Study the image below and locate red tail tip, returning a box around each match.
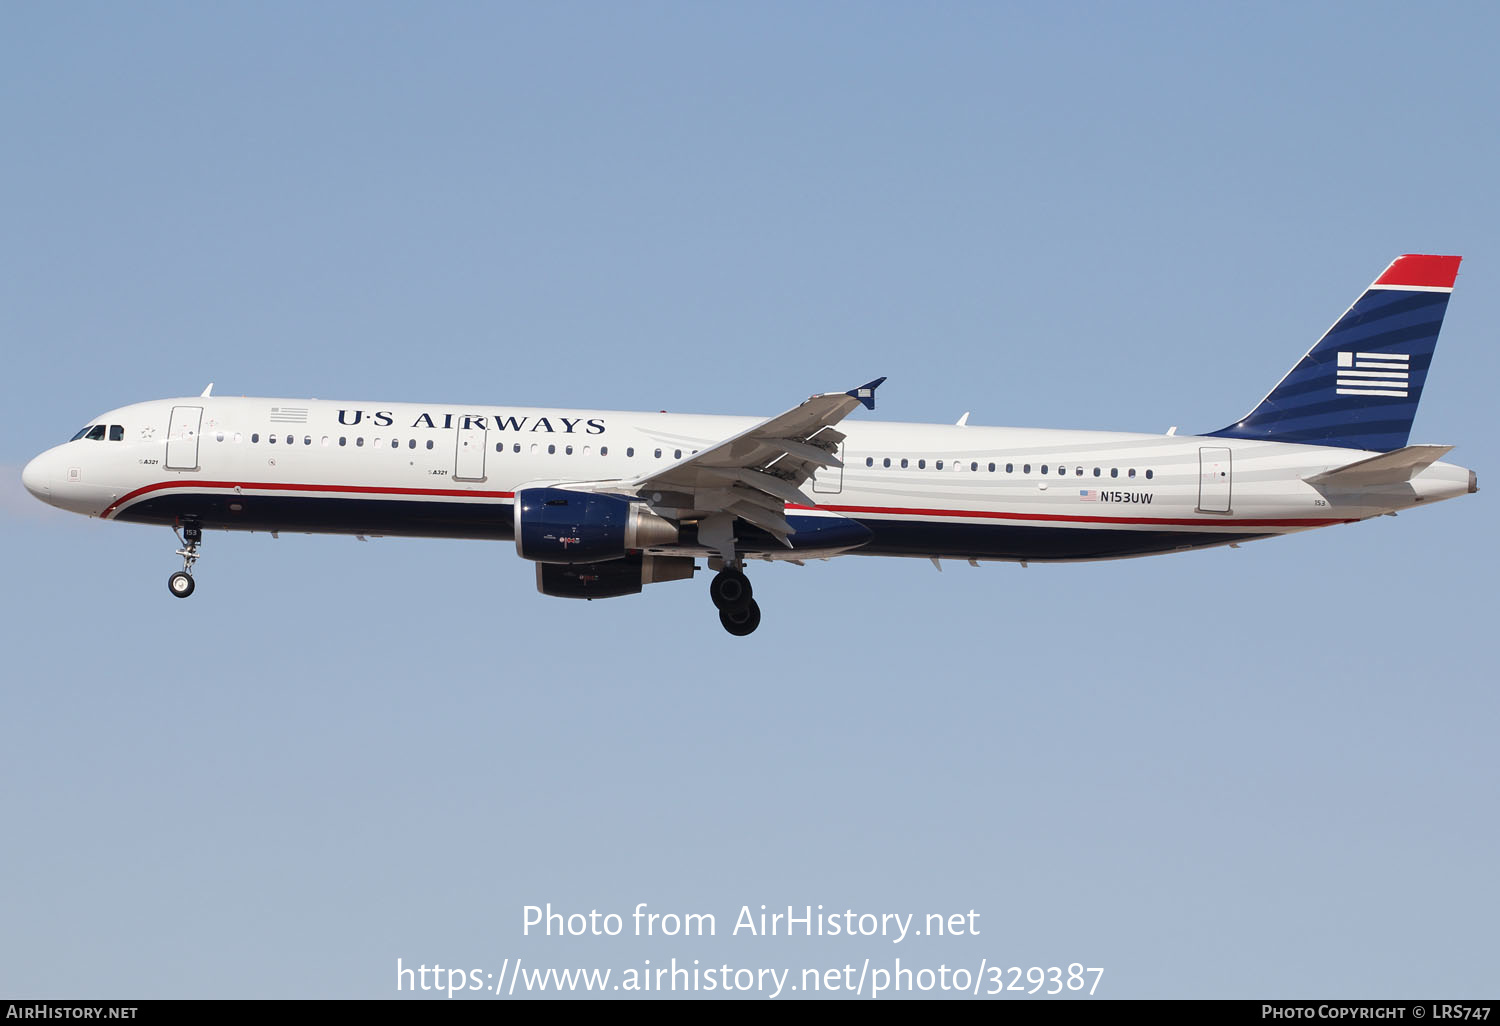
[1375,254,1462,289]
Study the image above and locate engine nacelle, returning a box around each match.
[536,555,697,600]
[514,487,679,564]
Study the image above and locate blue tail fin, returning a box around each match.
[1209,254,1461,452]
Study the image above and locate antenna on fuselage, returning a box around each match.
[201,383,214,397]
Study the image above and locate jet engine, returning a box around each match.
[536,555,697,599]
[514,487,679,564]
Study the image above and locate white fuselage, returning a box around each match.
[22,395,1476,564]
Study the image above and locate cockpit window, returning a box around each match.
[109,425,124,441]
[71,426,95,441]
[84,425,107,441]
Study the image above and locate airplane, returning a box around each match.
[21,254,1477,636]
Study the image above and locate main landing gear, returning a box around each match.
[710,566,761,636]
[168,523,202,599]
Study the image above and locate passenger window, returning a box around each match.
[883,458,891,468]
[390,438,397,448]
[1146,470,1154,480]
[1006,463,1014,473]
[233,433,242,443]
[214,431,224,442]
[600,446,608,456]
[1110,468,1118,478]
[339,437,347,446]
[917,459,926,469]
[373,437,382,447]
[1075,467,1083,476]
[566,445,574,455]
[936,460,943,470]
[495,442,503,452]
[627,447,635,457]
[988,462,996,472]
[111,425,125,441]
[268,434,277,445]
[429,441,436,450]
[1093,467,1101,477]
[356,437,364,447]
[970,462,978,471]
[1041,465,1048,474]
[1023,463,1031,474]
[252,433,260,443]
[866,457,874,467]
[322,436,330,447]
[548,444,556,455]
[1128,468,1136,478]
[654,448,662,458]
[900,458,908,469]
[674,449,682,459]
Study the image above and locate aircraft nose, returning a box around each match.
[22,453,51,500]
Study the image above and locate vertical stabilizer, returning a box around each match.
[1209,254,1460,452]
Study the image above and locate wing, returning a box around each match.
[624,377,885,545]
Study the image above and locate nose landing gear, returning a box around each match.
[168,523,202,598]
[710,566,761,636]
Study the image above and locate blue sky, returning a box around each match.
[2,2,1496,999]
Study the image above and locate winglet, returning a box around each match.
[846,377,886,411]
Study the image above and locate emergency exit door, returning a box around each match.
[810,440,846,494]
[165,406,203,471]
[454,422,487,481]
[1198,447,1232,513]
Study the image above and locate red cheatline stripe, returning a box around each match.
[787,502,1350,529]
[1374,254,1461,289]
[103,480,516,519]
[105,480,1351,530]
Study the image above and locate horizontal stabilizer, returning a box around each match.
[1304,444,1454,488]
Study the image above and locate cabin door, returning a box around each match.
[455,422,487,481]
[165,406,203,471]
[1198,447,1232,513]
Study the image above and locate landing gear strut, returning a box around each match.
[168,523,202,598]
[710,566,761,636]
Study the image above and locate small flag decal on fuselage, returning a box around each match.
[1336,351,1409,398]
[1079,489,1097,501]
